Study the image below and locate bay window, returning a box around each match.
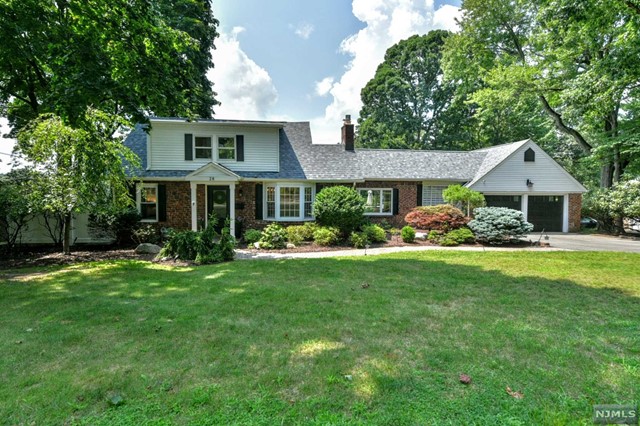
[265,184,314,221]
[359,188,392,215]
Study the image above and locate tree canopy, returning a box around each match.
[357,31,469,150]
[442,0,640,187]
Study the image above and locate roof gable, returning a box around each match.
[186,162,240,181]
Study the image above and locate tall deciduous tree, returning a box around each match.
[1,0,219,253]
[442,0,640,187]
[357,31,469,150]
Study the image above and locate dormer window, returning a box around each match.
[524,148,535,162]
[195,136,212,159]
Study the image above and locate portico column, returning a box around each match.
[521,194,529,222]
[229,182,236,237]
[190,182,198,231]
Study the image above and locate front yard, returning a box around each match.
[1,251,639,424]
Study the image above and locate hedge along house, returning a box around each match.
[124,116,587,237]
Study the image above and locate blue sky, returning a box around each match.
[0,0,461,172]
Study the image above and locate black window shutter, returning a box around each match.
[158,184,167,222]
[185,134,193,161]
[255,183,263,220]
[416,184,423,207]
[393,188,400,215]
[236,135,244,161]
[315,183,325,195]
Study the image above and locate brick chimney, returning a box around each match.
[341,114,355,151]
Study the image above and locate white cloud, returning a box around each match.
[208,27,278,119]
[314,77,335,97]
[293,22,315,40]
[310,0,461,143]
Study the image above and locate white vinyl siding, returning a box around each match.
[468,142,585,193]
[148,122,279,172]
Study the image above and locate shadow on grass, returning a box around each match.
[0,252,639,425]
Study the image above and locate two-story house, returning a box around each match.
[123,116,586,237]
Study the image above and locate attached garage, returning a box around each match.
[484,195,522,211]
[527,195,564,232]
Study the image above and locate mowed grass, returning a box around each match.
[1,251,639,425]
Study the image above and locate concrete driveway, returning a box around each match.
[528,233,640,253]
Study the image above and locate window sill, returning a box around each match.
[265,218,314,222]
[140,219,158,223]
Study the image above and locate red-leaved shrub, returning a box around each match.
[404,204,468,231]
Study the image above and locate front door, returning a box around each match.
[207,186,230,231]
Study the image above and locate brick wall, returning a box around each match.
[568,193,582,232]
[163,182,191,230]
[355,181,418,227]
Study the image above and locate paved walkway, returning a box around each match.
[235,243,565,260]
[235,233,640,260]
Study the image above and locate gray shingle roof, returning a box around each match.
[124,120,526,182]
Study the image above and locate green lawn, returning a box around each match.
[1,252,639,425]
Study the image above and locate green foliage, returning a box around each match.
[404,204,468,231]
[243,229,263,246]
[313,227,341,246]
[349,232,370,249]
[427,230,443,242]
[357,30,471,150]
[159,216,235,264]
[440,228,476,246]
[468,207,533,244]
[259,224,287,250]
[0,169,35,251]
[401,226,416,243]
[313,186,365,236]
[442,185,485,217]
[0,0,219,133]
[443,0,640,185]
[361,224,387,243]
[132,225,159,245]
[89,207,141,245]
[286,224,316,245]
[583,180,640,232]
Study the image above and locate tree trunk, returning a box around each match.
[63,212,72,255]
[600,163,614,188]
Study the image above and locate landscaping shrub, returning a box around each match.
[404,204,468,231]
[159,216,236,264]
[427,230,443,242]
[313,186,365,235]
[401,226,416,243]
[468,207,533,244]
[286,224,316,245]
[361,224,387,243]
[89,207,141,245]
[444,228,475,244]
[349,231,370,249]
[243,228,262,246]
[259,223,287,249]
[132,224,159,245]
[313,226,340,246]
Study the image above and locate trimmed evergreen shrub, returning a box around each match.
[444,228,475,244]
[349,231,370,248]
[404,204,468,231]
[468,207,533,244]
[243,229,262,245]
[313,226,340,246]
[259,223,287,249]
[361,224,387,243]
[313,186,365,235]
[286,223,317,245]
[401,226,416,243]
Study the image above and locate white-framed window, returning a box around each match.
[423,185,447,206]
[359,188,393,215]
[137,183,158,222]
[265,184,314,221]
[195,136,212,159]
[217,136,236,160]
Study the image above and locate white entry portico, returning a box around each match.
[186,163,240,236]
